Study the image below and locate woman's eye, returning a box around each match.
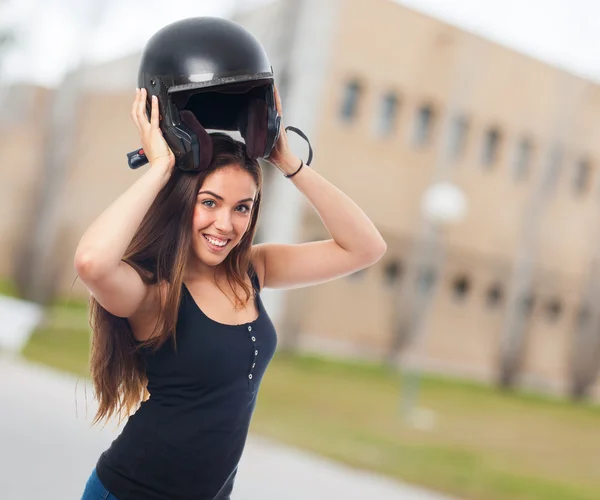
[202,200,216,208]
[236,204,250,213]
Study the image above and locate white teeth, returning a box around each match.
[204,235,228,247]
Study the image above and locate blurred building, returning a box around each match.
[2,0,600,398]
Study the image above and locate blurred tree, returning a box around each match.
[0,13,24,129]
[569,253,600,400]
[0,26,15,74]
[388,35,480,368]
[14,66,85,304]
[567,97,600,400]
[14,2,105,305]
[497,76,586,389]
[0,29,14,49]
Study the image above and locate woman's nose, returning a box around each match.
[214,210,233,232]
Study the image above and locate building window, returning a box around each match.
[573,158,591,195]
[375,91,399,137]
[546,144,564,190]
[512,137,533,181]
[452,275,470,302]
[486,283,504,308]
[448,114,469,160]
[481,127,502,167]
[340,80,362,122]
[545,298,563,322]
[383,260,402,286]
[413,104,435,147]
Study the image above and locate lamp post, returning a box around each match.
[400,181,467,428]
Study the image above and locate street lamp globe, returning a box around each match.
[421,182,468,225]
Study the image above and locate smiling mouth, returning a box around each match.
[203,234,231,250]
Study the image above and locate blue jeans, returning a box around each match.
[81,468,119,500]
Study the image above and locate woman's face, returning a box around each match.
[190,165,258,269]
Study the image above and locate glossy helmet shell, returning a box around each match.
[138,17,280,171]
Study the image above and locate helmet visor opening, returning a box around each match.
[171,79,272,131]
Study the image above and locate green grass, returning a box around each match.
[22,301,91,378]
[20,302,600,500]
[252,355,600,500]
[0,277,19,297]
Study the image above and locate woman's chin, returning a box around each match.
[190,237,238,268]
[192,247,229,267]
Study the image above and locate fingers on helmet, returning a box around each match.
[131,88,141,128]
[150,95,159,129]
[137,88,149,127]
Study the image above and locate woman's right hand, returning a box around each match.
[131,88,175,170]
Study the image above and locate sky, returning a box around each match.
[397,0,600,83]
[1,0,599,87]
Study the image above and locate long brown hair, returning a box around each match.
[88,133,263,426]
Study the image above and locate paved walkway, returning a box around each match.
[0,354,457,499]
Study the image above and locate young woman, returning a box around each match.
[76,87,386,499]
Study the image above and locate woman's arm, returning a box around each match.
[74,159,171,278]
[75,89,174,275]
[251,87,386,290]
[74,89,175,317]
[252,161,386,290]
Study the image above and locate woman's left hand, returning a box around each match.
[266,86,302,175]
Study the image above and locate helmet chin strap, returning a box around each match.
[284,126,313,167]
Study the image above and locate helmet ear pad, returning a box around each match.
[179,110,213,170]
[265,105,281,157]
[240,98,281,159]
[243,99,268,159]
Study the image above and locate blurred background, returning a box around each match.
[1,0,599,499]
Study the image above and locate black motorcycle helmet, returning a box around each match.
[127,17,281,171]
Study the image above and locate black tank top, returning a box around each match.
[95,268,277,499]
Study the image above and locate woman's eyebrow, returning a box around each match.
[198,190,254,203]
[198,190,223,200]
